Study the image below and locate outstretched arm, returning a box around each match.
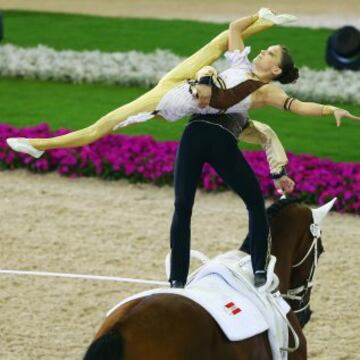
[264,84,360,126]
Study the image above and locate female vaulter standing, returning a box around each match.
[7,10,359,288]
[7,9,297,289]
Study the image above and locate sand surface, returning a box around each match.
[0,0,359,28]
[0,2,359,358]
[0,169,359,359]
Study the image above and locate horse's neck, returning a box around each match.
[273,248,293,294]
[271,209,310,292]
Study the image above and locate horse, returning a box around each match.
[83,197,336,360]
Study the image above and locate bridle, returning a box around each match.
[282,221,321,315]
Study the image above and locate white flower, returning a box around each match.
[0,44,359,105]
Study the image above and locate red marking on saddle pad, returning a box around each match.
[232,308,241,315]
[225,302,235,308]
[224,302,242,316]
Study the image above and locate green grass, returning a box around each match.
[2,10,332,69]
[1,77,359,162]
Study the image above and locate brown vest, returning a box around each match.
[209,78,266,110]
[188,78,267,139]
[188,113,249,139]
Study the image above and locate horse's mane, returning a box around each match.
[266,196,304,223]
[240,197,304,251]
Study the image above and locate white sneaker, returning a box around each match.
[258,8,297,25]
[6,137,44,158]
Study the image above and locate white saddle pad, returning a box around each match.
[107,253,290,360]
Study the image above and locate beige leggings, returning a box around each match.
[30,19,273,150]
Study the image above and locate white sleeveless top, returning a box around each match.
[158,46,253,121]
[116,47,254,130]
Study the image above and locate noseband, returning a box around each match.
[282,222,321,315]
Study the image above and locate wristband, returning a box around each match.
[198,76,213,86]
[271,167,288,180]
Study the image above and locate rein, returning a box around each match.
[282,223,321,314]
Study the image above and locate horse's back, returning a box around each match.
[92,293,272,360]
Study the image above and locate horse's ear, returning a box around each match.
[311,197,337,225]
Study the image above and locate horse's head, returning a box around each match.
[265,197,336,328]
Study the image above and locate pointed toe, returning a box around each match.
[6,137,44,159]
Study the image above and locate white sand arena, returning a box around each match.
[0,170,359,359]
[0,1,359,358]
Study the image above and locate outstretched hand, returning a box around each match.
[274,175,295,195]
[334,109,360,127]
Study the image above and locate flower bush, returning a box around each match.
[1,44,360,105]
[1,123,359,214]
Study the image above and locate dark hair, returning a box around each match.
[274,46,299,84]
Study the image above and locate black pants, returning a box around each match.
[170,121,270,283]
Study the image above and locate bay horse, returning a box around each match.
[83,197,335,360]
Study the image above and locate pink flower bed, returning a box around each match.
[1,123,359,214]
